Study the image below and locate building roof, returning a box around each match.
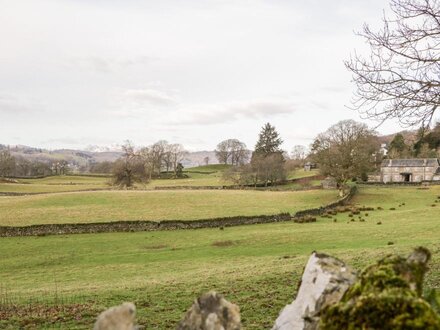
[381,158,440,167]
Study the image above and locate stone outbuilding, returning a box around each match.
[379,158,440,183]
[322,176,337,189]
[304,162,317,171]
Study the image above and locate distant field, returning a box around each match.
[287,168,319,179]
[1,185,439,329]
[0,166,320,193]
[146,164,231,187]
[0,189,338,226]
[0,175,111,194]
[185,164,230,173]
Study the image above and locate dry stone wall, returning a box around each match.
[0,187,356,237]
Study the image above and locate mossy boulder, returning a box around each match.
[320,247,440,329]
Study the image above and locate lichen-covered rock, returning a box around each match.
[93,302,137,330]
[272,252,357,330]
[177,291,241,330]
[320,247,440,329]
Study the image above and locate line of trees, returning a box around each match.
[214,139,250,165]
[0,148,59,178]
[113,140,188,187]
[222,123,287,187]
[387,123,440,159]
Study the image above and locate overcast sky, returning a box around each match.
[0,0,412,152]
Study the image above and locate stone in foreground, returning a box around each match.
[94,302,137,330]
[320,247,440,329]
[272,252,357,330]
[177,291,241,330]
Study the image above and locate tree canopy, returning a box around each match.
[311,120,379,187]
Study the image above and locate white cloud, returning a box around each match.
[68,56,157,73]
[123,88,177,106]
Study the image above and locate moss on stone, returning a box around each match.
[320,247,440,329]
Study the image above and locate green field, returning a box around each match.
[0,175,111,194]
[0,189,337,226]
[0,166,319,193]
[287,168,319,179]
[1,186,439,329]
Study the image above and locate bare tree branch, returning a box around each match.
[347,0,440,127]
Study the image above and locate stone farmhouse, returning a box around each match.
[377,158,440,183]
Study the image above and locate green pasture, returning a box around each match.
[287,168,319,179]
[0,175,111,194]
[184,164,230,173]
[0,186,439,328]
[0,189,337,226]
[0,166,319,193]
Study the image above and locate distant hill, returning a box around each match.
[378,129,419,145]
[0,145,122,167]
[0,144,219,168]
[182,151,219,167]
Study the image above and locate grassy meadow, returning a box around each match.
[0,175,112,194]
[287,168,319,179]
[0,165,321,194]
[0,185,439,329]
[0,189,337,226]
[0,165,231,193]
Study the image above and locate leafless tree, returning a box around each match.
[169,143,188,176]
[291,145,306,161]
[140,141,187,178]
[222,163,256,186]
[346,0,440,128]
[0,148,15,177]
[215,140,231,164]
[151,140,167,175]
[311,120,380,192]
[162,144,173,173]
[203,156,210,165]
[113,140,147,187]
[251,152,286,187]
[215,139,249,165]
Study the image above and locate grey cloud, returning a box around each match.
[70,57,112,73]
[172,99,295,126]
[0,93,44,114]
[229,100,295,118]
[109,87,178,118]
[310,100,331,111]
